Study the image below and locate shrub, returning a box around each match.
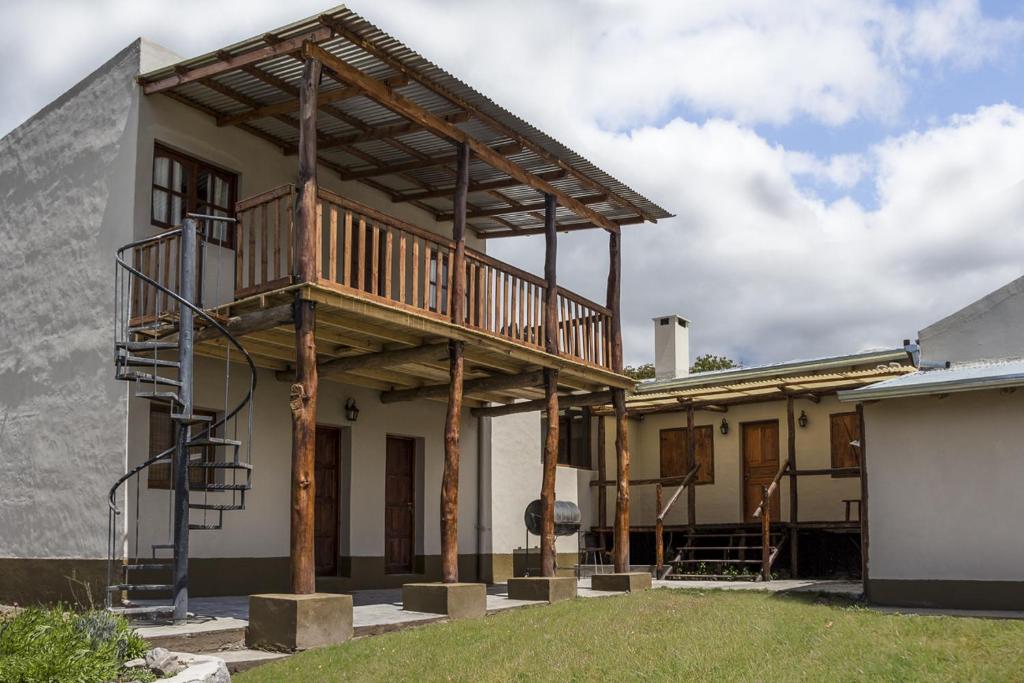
[0,606,149,683]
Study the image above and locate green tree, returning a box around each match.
[624,363,656,380]
[690,353,736,373]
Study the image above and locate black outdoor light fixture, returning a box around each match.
[798,410,809,428]
[345,398,360,422]
[719,418,730,435]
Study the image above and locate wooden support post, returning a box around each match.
[607,230,631,573]
[540,193,559,578]
[655,483,664,574]
[787,394,799,578]
[857,402,870,596]
[289,54,321,595]
[440,142,470,584]
[761,484,771,581]
[686,404,696,531]
[597,416,607,542]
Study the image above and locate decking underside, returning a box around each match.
[197,283,631,407]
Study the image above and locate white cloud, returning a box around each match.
[1,0,1022,367]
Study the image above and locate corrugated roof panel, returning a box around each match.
[138,5,673,230]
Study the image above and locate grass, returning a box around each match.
[0,606,150,683]
[236,589,1024,682]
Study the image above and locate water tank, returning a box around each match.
[524,499,581,537]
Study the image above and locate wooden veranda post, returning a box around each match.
[540,193,559,578]
[440,142,470,584]
[787,394,799,578]
[761,485,771,581]
[607,229,631,573]
[289,53,321,595]
[597,417,607,541]
[655,483,664,573]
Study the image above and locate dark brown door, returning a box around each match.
[384,436,416,574]
[314,426,340,576]
[742,421,780,522]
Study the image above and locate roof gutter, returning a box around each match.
[838,371,1024,402]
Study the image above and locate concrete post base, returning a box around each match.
[245,593,353,652]
[591,572,653,592]
[402,582,486,619]
[507,576,577,603]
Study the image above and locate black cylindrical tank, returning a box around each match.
[524,499,581,536]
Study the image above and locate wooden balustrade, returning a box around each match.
[129,231,201,322]
[234,184,614,369]
[654,461,701,573]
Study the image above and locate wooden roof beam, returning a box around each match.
[471,389,613,418]
[312,112,471,154]
[477,215,644,239]
[141,26,333,93]
[337,142,521,181]
[393,170,566,203]
[317,15,655,223]
[438,193,607,222]
[305,42,620,234]
[216,74,410,127]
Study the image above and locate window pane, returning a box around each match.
[172,160,187,193]
[197,170,209,203]
[213,176,230,207]
[152,189,168,223]
[171,195,183,226]
[154,156,170,187]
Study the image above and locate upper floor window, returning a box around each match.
[541,407,592,469]
[151,143,237,247]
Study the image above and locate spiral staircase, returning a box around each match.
[105,217,257,621]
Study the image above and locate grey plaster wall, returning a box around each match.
[920,275,1024,364]
[0,42,144,560]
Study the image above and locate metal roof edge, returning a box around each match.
[838,369,1024,402]
[636,348,907,395]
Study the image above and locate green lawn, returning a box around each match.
[236,589,1024,682]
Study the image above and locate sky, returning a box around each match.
[2,0,1023,367]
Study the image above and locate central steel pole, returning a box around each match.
[173,217,197,623]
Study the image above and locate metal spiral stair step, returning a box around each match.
[117,371,182,388]
[189,502,245,511]
[136,391,181,404]
[188,523,223,531]
[188,461,252,471]
[117,355,181,369]
[191,482,250,491]
[107,583,174,592]
[123,563,172,572]
[117,341,179,352]
[171,413,213,425]
[187,436,242,448]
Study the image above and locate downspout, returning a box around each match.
[476,414,491,583]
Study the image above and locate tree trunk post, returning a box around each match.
[787,393,799,578]
[597,416,607,548]
[440,142,470,583]
[655,483,664,575]
[289,54,321,595]
[607,229,630,573]
[540,193,560,577]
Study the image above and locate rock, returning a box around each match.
[145,647,184,676]
[123,657,146,669]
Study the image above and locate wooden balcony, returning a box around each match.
[133,185,632,402]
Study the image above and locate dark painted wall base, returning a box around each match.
[869,578,1024,611]
[0,558,107,606]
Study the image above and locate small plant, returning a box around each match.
[0,605,149,683]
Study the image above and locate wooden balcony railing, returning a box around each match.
[235,185,614,370]
[127,230,202,322]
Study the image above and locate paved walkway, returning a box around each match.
[134,578,860,643]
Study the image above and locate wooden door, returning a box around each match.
[742,421,780,522]
[660,426,714,484]
[384,436,416,574]
[314,426,340,576]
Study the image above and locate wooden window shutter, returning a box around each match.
[830,412,861,476]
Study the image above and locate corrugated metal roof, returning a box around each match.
[838,357,1024,401]
[635,348,909,395]
[137,5,672,235]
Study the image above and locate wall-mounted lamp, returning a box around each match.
[798,410,808,428]
[345,398,360,422]
[719,418,730,435]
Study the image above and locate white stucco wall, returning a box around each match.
[0,42,146,561]
[127,356,480,561]
[865,390,1024,582]
[589,395,861,528]
[919,275,1024,364]
[487,412,586,558]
